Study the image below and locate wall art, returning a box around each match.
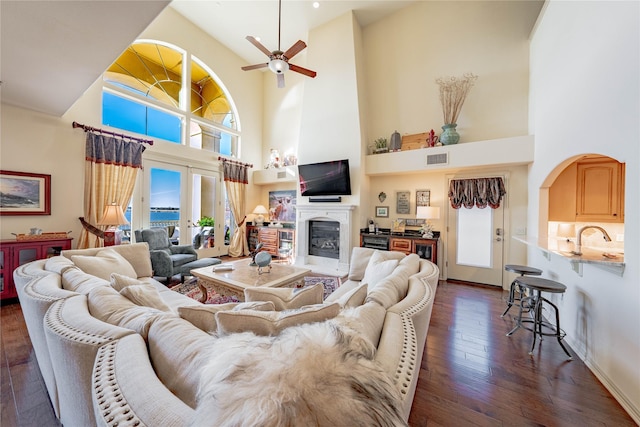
[0,170,51,216]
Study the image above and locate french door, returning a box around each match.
[131,160,226,255]
[447,197,505,287]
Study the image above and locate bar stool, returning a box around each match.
[506,276,572,359]
[501,264,543,317]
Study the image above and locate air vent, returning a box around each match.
[426,152,448,165]
[277,171,287,179]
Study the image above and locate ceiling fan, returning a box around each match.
[241,0,317,88]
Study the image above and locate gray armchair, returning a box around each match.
[134,228,198,282]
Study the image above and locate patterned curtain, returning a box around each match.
[78,133,145,248]
[222,160,250,257]
[448,177,506,209]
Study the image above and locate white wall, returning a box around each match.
[0,7,264,243]
[529,1,640,421]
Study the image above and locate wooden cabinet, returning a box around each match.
[1,238,73,301]
[390,237,412,255]
[576,159,624,222]
[360,233,438,264]
[549,157,624,223]
[247,226,295,259]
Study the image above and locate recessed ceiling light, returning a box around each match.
[313,2,320,9]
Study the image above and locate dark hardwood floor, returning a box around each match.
[1,281,635,426]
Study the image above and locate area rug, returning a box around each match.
[303,276,341,300]
[170,278,240,304]
[171,276,340,304]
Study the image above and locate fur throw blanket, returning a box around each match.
[191,321,406,427]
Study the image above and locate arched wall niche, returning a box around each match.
[539,153,625,247]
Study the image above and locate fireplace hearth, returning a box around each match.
[295,204,355,275]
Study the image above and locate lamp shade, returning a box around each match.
[416,206,440,220]
[253,205,269,215]
[98,204,129,226]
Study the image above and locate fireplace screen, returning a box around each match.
[308,220,340,259]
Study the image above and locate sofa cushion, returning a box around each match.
[362,251,400,288]
[109,273,172,312]
[61,267,110,293]
[62,243,153,278]
[71,249,137,281]
[334,301,387,347]
[147,316,212,409]
[347,247,376,281]
[177,301,275,333]
[216,303,340,336]
[334,283,368,308]
[86,286,174,338]
[244,283,324,310]
[365,255,420,309]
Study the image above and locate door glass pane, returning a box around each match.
[456,207,492,267]
[150,168,181,238]
[192,173,217,249]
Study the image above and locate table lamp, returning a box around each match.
[416,206,440,238]
[253,205,269,226]
[98,203,129,246]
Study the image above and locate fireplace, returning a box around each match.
[308,220,340,259]
[295,205,355,275]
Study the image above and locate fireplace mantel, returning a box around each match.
[295,204,355,276]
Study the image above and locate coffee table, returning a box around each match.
[190,259,311,303]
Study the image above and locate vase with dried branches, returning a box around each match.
[436,73,478,145]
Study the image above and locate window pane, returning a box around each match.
[456,207,492,267]
[104,42,182,109]
[150,168,181,229]
[102,92,146,135]
[147,108,182,143]
[191,58,236,130]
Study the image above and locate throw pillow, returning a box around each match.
[244,283,324,310]
[71,249,137,281]
[335,283,368,308]
[178,301,275,333]
[362,257,399,288]
[347,247,376,281]
[216,302,340,336]
[334,301,387,347]
[109,272,145,292]
[119,284,173,312]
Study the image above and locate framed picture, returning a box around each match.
[268,190,296,222]
[0,170,51,216]
[392,219,406,233]
[375,206,389,218]
[396,191,410,214]
[416,189,430,210]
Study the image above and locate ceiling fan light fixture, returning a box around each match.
[269,58,289,74]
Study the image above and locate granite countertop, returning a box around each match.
[513,235,625,275]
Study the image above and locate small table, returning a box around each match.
[191,259,311,302]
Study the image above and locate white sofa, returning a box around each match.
[13,243,439,427]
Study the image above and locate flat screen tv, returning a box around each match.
[298,159,352,196]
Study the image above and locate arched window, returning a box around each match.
[102,40,239,156]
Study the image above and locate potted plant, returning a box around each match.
[373,137,389,154]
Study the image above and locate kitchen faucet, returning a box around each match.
[573,225,612,255]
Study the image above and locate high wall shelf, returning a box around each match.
[252,166,298,186]
[365,135,534,176]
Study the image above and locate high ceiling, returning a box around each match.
[0,0,416,117]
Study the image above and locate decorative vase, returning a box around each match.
[389,130,402,152]
[440,123,460,145]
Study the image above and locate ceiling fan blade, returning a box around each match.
[277,73,285,88]
[289,64,317,78]
[241,63,269,71]
[246,36,273,57]
[283,40,307,60]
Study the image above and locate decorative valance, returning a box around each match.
[221,158,251,184]
[448,177,506,209]
[85,132,146,168]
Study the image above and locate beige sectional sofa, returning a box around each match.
[13,243,439,427]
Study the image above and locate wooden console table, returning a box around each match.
[0,237,73,300]
[360,231,438,264]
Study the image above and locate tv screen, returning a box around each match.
[298,159,352,196]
